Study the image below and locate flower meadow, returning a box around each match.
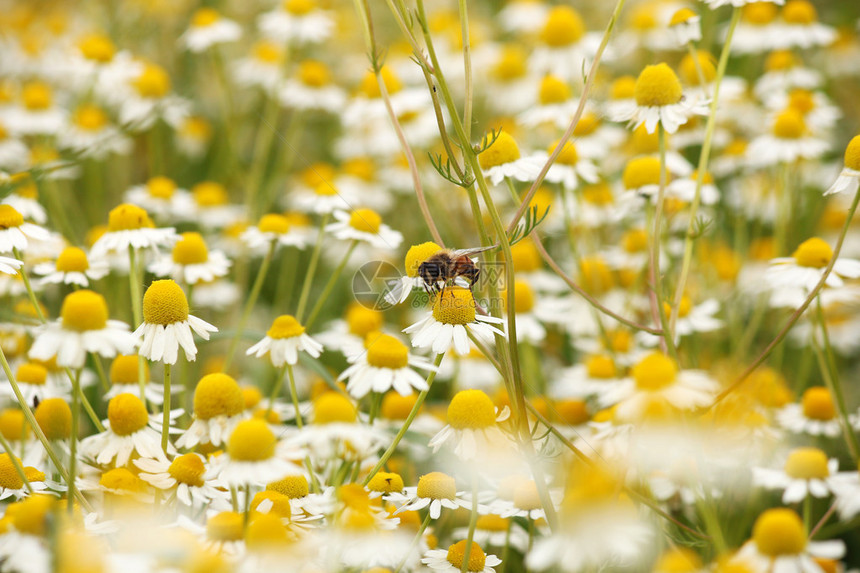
[2,0,860,571]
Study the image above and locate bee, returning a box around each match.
[418,246,496,296]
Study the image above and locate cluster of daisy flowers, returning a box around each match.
[0,0,859,572]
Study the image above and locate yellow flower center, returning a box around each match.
[765,50,796,72]
[382,392,419,420]
[194,373,244,420]
[181,116,212,140]
[611,76,637,100]
[268,474,309,499]
[670,7,697,26]
[0,205,24,229]
[17,363,47,385]
[511,241,541,273]
[207,511,244,541]
[447,389,496,429]
[801,386,835,420]
[433,287,477,326]
[251,490,292,518]
[492,46,527,81]
[0,410,27,441]
[540,6,585,47]
[348,209,382,234]
[622,229,649,254]
[634,63,683,107]
[843,135,860,171]
[555,399,590,425]
[513,280,535,314]
[55,247,90,273]
[782,0,817,24]
[574,113,600,136]
[133,63,170,98]
[22,82,52,111]
[61,290,109,331]
[788,89,815,114]
[343,157,376,182]
[107,393,149,436]
[586,355,616,379]
[656,548,703,573]
[359,66,402,98]
[792,237,832,268]
[191,7,220,27]
[78,33,115,63]
[550,139,578,165]
[680,51,716,86]
[253,41,282,65]
[784,447,829,479]
[284,0,314,15]
[753,508,806,556]
[405,242,442,278]
[73,104,108,131]
[446,540,487,572]
[663,295,692,319]
[744,2,778,24]
[193,182,229,206]
[228,419,276,462]
[258,213,290,234]
[346,304,383,337]
[579,256,614,295]
[246,513,290,549]
[633,352,678,391]
[110,354,148,385]
[8,495,56,535]
[417,472,457,500]
[35,398,71,440]
[172,232,209,265]
[580,182,612,206]
[367,335,409,369]
[339,483,372,510]
[0,454,43,489]
[478,131,521,170]
[142,280,190,325]
[513,480,541,510]
[168,453,205,487]
[266,315,305,339]
[314,392,357,424]
[623,156,662,189]
[772,109,807,139]
[108,203,151,231]
[147,176,176,199]
[537,75,571,105]
[367,471,404,494]
[298,60,330,87]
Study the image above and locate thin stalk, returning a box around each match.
[460,472,480,573]
[649,126,678,361]
[12,247,45,322]
[69,370,80,514]
[286,363,304,429]
[457,0,473,143]
[64,368,104,432]
[0,431,33,493]
[246,91,282,219]
[127,245,148,406]
[394,512,432,573]
[304,240,358,330]
[296,213,331,322]
[92,356,110,393]
[266,365,288,419]
[162,363,171,454]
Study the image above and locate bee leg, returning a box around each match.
[469,268,481,291]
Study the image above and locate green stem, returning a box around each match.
[13,247,45,323]
[92,356,110,393]
[224,241,276,371]
[127,246,149,408]
[304,240,358,330]
[394,512,432,573]
[266,365,288,419]
[162,363,171,454]
[245,92,282,219]
[460,472,480,573]
[296,212,331,322]
[650,125,678,361]
[69,370,80,514]
[286,363,304,429]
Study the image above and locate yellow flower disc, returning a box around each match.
[405,242,442,278]
[367,335,409,369]
[142,280,190,325]
[172,232,209,265]
[478,131,521,170]
[792,237,832,268]
[784,447,829,480]
[227,419,276,462]
[801,387,836,420]
[843,135,860,171]
[348,209,382,234]
[298,60,330,87]
[22,82,52,110]
[752,508,806,556]
[782,0,817,24]
[207,511,244,542]
[632,352,678,391]
[367,471,405,494]
[655,548,703,573]
[78,33,115,63]
[193,373,245,420]
[622,156,662,189]
[61,290,109,332]
[0,205,24,229]
[513,280,535,314]
[743,2,778,24]
[107,203,151,231]
[191,7,220,27]
[433,287,476,325]
[772,109,807,139]
[0,409,27,441]
[110,354,148,385]
[346,304,384,337]
[73,104,108,131]
[133,63,171,98]
[513,480,541,510]
[540,6,585,47]
[8,495,56,536]
[251,490,292,517]
[266,315,305,339]
[16,363,47,386]
[147,176,176,199]
[538,75,571,105]
[99,467,147,493]
[313,392,357,424]
[34,398,71,440]
[679,51,716,86]
[258,214,290,234]
[511,241,541,273]
[555,399,590,425]
[446,540,487,572]
[168,453,206,487]
[417,472,457,500]
[107,393,149,436]
[192,182,229,206]
[634,63,683,107]
[586,355,617,379]
[267,475,309,499]
[476,514,509,532]
[55,247,90,273]
[447,389,496,429]
[246,512,290,550]
[381,392,419,420]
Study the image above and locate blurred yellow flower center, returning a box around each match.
[656,548,703,573]
[0,454,43,489]
[433,287,476,325]
[0,205,24,229]
[477,514,509,532]
[447,389,496,429]
[670,7,697,26]
[623,157,661,189]
[168,453,205,487]
[405,242,442,278]
[743,2,778,25]
[191,7,220,27]
[772,109,806,139]
[298,60,330,87]
[147,176,176,199]
[367,335,409,369]
[550,140,578,165]
[194,373,245,419]
[267,314,305,339]
[382,392,418,419]
[635,63,683,107]
[367,471,404,494]
[782,0,817,24]
[844,135,860,171]
[246,513,290,548]
[513,480,541,510]
[663,296,692,319]
[586,355,616,379]
[107,203,151,231]
[73,104,108,131]
[784,447,829,479]
[207,511,244,541]
[478,131,521,169]
[313,392,357,424]
[284,0,314,15]
[35,398,71,440]
[633,353,678,391]
[788,89,815,114]
[680,51,716,86]
[107,393,149,436]
[623,228,649,253]
[417,472,457,500]
[252,491,292,517]
[347,305,383,337]
[765,50,796,71]
[801,387,836,420]
[61,290,109,331]
[172,232,209,265]
[17,363,47,385]
[143,280,190,325]
[492,46,527,81]
[253,41,282,64]
[228,419,276,461]
[22,82,51,110]
[556,399,590,425]
[349,209,382,233]
[540,6,585,47]
[792,237,832,268]
[193,182,229,206]
[611,76,637,100]
[55,247,89,273]
[0,410,27,441]
[110,354,147,385]
[513,280,535,313]
[580,256,614,294]
[78,34,115,62]
[539,75,570,105]
[511,241,541,272]
[360,66,402,98]
[268,475,310,499]
[343,157,376,181]
[258,213,290,234]
[133,63,170,98]
[753,508,806,556]
[582,182,613,206]
[7,495,55,536]
[446,540,487,572]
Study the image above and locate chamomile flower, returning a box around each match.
[404,287,506,356]
[428,389,511,460]
[609,63,708,135]
[386,241,443,305]
[530,140,599,191]
[338,333,437,399]
[233,41,285,94]
[258,0,335,45]
[117,61,191,130]
[80,393,171,466]
[829,470,860,520]
[190,181,243,229]
[148,232,231,284]
[179,8,241,53]
[135,453,229,510]
[247,315,323,367]
[452,515,530,552]
[767,237,860,291]
[753,447,839,503]
[241,213,308,252]
[279,60,346,112]
[134,279,217,364]
[207,419,303,487]
[747,109,829,168]
[517,75,578,130]
[422,540,502,573]
[33,246,109,287]
[28,290,136,369]
[705,0,784,8]
[824,135,860,196]
[89,203,178,258]
[103,354,168,405]
[175,115,213,158]
[176,373,247,449]
[3,81,67,136]
[0,454,51,500]
[388,472,473,519]
[478,131,545,186]
[3,363,70,406]
[57,103,131,159]
[777,386,842,437]
[325,208,402,250]
[553,354,624,400]
[495,479,562,521]
[774,0,836,50]
[0,205,50,254]
[669,8,702,45]
[529,6,598,82]
[124,176,195,222]
[0,255,22,276]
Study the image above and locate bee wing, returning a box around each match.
[449,245,497,258]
